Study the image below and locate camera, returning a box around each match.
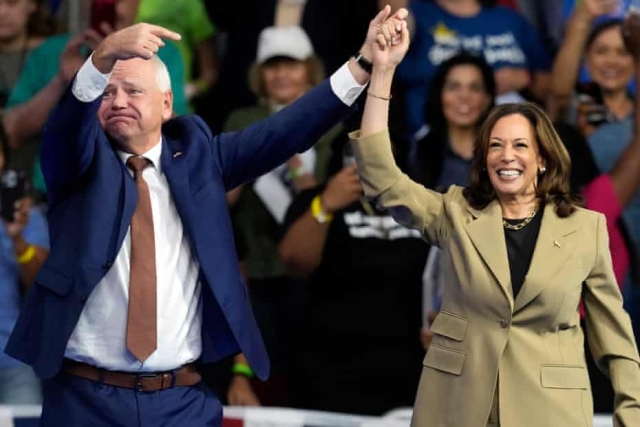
[0,169,27,222]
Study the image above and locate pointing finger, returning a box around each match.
[149,25,182,41]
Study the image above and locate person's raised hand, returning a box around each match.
[579,0,619,20]
[92,23,181,73]
[369,6,410,70]
[58,29,105,84]
[320,165,363,214]
[5,196,32,241]
[360,6,408,68]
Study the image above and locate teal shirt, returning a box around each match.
[7,33,187,113]
[7,33,187,194]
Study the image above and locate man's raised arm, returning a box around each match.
[41,24,181,201]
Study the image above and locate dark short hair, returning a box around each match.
[463,103,581,217]
[424,52,496,128]
[28,0,59,38]
[586,18,624,51]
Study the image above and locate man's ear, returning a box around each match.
[162,90,174,121]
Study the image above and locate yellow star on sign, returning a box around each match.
[432,22,457,42]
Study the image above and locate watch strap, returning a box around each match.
[353,52,373,74]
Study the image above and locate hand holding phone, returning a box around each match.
[575,82,611,127]
[0,169,28,223]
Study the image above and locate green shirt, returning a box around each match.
[7,33,188,195]
[135,0,215,83]
[7,33,187,113]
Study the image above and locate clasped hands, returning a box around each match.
[359,5,411,71]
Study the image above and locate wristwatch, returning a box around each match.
[353,52,373,74]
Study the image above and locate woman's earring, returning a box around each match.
[539,166,546,174]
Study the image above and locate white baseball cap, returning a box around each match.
[256,26,314,64]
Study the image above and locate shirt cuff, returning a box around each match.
[329,62,367,106]
[72,53,112,102]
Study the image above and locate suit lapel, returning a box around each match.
[161,137,192,222]
[464,200,514,309]
[513,204,577,313]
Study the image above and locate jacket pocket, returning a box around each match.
[540,365,588,389]
[424,343,466,375]
[431,310,468,342]
[35,266,74,296]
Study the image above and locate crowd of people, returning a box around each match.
[0,0,639,424]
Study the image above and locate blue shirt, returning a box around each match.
[398,2,551,135]
[587,117,640,261]
[0,207,49,369]
[436,144,472,191]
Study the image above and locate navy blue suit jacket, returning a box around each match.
[5,78,354,380]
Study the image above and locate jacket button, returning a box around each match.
[499,319,510,329]
[80,296,87,303]
[103,261,112,269]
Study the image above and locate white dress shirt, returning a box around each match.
[64,55,366,372]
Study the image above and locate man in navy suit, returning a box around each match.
[4,6,408,426]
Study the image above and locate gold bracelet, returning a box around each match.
[367,91,392,101]
[17,245,36,264]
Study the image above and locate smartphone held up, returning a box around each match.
[0,169,28,223]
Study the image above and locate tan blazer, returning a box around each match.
[350,131,640,427]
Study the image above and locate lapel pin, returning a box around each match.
[173,151,182,158]
[554,240,561,248]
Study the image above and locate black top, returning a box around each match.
[503,207,544,298]
[282,185,429,415]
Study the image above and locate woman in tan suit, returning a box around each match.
[353,8,640,427]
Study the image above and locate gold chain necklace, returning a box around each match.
[502,204,540,231]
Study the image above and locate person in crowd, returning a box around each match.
[4,7,407,425]
[410,52,494,189]
[0,0,56,110]
[390,0,551,139]
[550,0,634,136]
[2,0,187,199]
[349,16,640,425]
[552,5,640,352]
[276,131,428,415]
[0,0,57,177]
[202,0,382,134]
[223,25,341,405]
[134,0,218,107]
[0,120,49,404]
[554,1,640,328]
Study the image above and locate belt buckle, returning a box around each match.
[136,373,160,392]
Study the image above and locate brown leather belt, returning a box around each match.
[62,359,201,392]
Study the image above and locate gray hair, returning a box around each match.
[150,55,171,93]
